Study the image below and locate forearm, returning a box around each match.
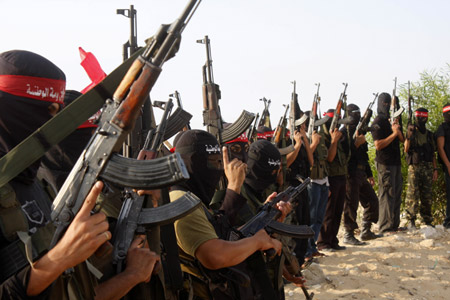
[404,138,410,153]
[398,131,405,143]
[196,237,261,270]
[220,189,247,226]
[286,142,301,167]
[374,133,397,151]
[303,138,314,166]
[437,138,450,167]
[327,142,338,162]
[27,250,69,296]
[94,272,141,300]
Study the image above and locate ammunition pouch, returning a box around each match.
[406,130,434,165]
[0,183,55,282]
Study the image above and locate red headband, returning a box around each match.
[443,105,450,113]
[226,132,249,144]
[257,130,274,140]
[0,75,65,104]
[415,111,428,118]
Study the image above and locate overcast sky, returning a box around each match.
[1,0,449,129]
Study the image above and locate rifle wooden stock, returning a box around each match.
[330,99,343,132]
[50,0,201,248]
[112,60,162,131]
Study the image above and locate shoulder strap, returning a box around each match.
[0,48,145,188]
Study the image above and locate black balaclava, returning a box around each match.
[174,130,224,206]
[323,109,335,131]
[377,92,391,117]
[224,123,249,162]
[414,107,428,133]
[245,140,281,194]
[443,103,450,123]
[40,90,94,190]
[294,100,303,120]
[346,103,361,128]
[0,50,66,184]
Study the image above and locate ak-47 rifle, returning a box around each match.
[307,83,321,141]
[353,93,378,139]
[289,80,298,144]
[169,90,191,130]
[230,178,314,243]
[259,97,272,128]
[273,104,290,146]
[329,83,348,132]
[272,104,295,156]
[197,35,254,145]
[407,81,414,126]
[390,77,404,125]
[51,0,202,247]
[283,250,314,300]
[112,98,200,272]
[117,5,139,61]
[247,112,260,143]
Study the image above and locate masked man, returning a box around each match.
[435,104,450,229]
[343,104,380,243]
[371,93,405,234]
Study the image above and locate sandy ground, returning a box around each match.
[284,225,450,300]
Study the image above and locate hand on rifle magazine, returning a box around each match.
[123,235,161,284]
[223,146,247,193]
[264,192,292,223]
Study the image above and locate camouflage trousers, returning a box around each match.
[405,162,434,223]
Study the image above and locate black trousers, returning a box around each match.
[317,175,346,249]
[343,171,379,232]
[376,163,403,233]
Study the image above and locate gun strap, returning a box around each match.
[160,188,184,292]
[0,48,145,188]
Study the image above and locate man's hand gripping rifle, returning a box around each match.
[229,178,314,258]
[50,0,202,248]
[353,93,379,139]
[390,77,404,125]
[112,98,200,273]
[329,83,348,132]
[307,83,321,142]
